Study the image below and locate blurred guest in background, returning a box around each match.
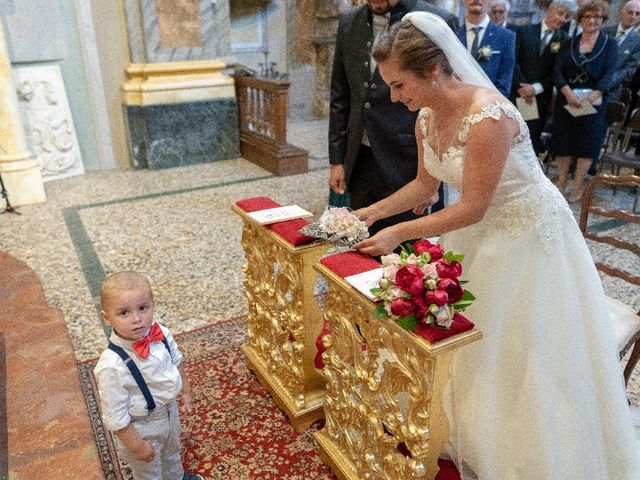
[489,0,512,28]
[512,0,576,154]
[550,0,617,202]
[458,0,516,95]
[602,0,640,102]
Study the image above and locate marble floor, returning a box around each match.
[1,116,639,459]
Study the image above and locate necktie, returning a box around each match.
[617,30,626,45]
[132,322,165,359]
[470,26,483,59]
[540,30,552,55]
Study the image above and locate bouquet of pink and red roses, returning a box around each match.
[371,238,475,333]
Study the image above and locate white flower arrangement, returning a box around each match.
[299,206,369,246]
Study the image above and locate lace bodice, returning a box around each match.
[419,102,573,252]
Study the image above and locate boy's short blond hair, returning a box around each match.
[100,271,153,309]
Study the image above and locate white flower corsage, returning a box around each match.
[478,45,499,61]
[299,206,369,246]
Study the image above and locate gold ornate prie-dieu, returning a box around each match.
[314,262,482,479]
[233,205,328,431]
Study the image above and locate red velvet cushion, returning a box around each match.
[235,197,315,247]
[268,219,315,247]
[415,312,475,344]
[435,458,461,480]
[319,251,381,278]
[235,197,281,212]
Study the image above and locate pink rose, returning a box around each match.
[436,259,463,279]
[383,264,399,283]
[414,239,444,261]
[425,289,448,306]
[390,298,416,317]
[413,296,429,321]
[395,265,425,296]
[435,306,454,328]
[438,278,464,303]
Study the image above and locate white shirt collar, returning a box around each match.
[541,21,553,35]
[466,16,491,31]
[618,23,631,36]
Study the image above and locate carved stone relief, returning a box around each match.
[14,65,84,182]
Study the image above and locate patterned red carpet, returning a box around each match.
[77,317,335,480]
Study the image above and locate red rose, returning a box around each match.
[425,289,448,306]
[438,278,464,303]
[414,239,444,261]
[413,296,429,321]
[395,265,425,296]
[436,259,462,279]
[390,298,416,317]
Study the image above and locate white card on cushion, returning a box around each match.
[345,268,384,300]
[247,205,313,225]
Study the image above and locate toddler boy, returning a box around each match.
[94,271,202,480]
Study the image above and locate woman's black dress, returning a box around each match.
[550,32,617,159]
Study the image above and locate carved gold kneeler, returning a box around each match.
[233,204,328,431]
[314,262,482,479]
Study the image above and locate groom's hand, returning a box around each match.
[329,164,346,194]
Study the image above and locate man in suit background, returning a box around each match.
[602,0,640,102]
[328,0,458,234]
[457,0,516,95]
[489,0,512,28]
[512,0,576,154]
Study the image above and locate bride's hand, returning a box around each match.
[412,192,439,215]
[353,227,401,257]
[352,206,380,227]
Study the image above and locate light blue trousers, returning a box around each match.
[114,400,184,480]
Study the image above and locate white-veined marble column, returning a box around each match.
[0,21,45,206]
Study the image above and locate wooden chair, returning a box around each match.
[579,174,640,386]
[619,87,633,115]
[599,108,640,200]
[601,101,627,155]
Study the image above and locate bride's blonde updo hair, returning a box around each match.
[372,19,453,78]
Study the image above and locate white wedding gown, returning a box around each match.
[420,101,640,479]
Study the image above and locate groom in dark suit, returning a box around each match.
[512,0,575,154]
[328,0,458,235]
[457,0,515,96]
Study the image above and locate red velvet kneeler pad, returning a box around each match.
[235,197,315,247]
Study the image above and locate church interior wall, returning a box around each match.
[3,0,104,172]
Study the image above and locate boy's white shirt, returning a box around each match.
[94,323,183,431]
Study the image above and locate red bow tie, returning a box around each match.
[132,323,165,359]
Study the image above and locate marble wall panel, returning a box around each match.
[0,0,15,15]
[123,0,231,63]
[156,0,202,48]
[14,65,84,182]
[3,0,66,62]
[125,98,239,170]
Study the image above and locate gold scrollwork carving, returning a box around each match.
[233,205,328,431]
[314,264,481,479]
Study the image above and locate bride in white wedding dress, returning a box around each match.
[352,12,640,480]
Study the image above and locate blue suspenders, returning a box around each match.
[107,338,171,412]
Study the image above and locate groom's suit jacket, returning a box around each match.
[456,21,516,96]
[601,25,640,101]
[512,23,567,114]
[328,0,458,191]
